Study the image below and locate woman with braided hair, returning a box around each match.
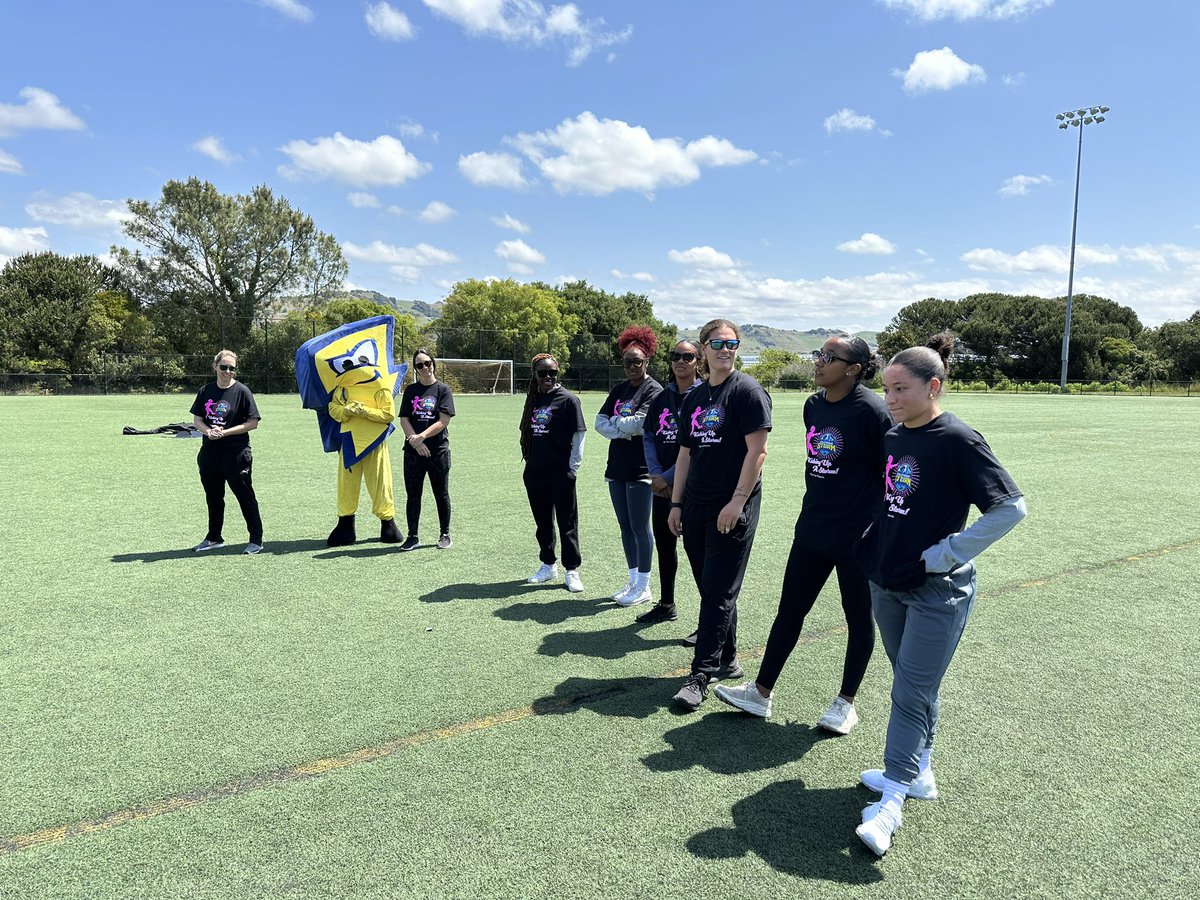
[594,326,663,607]
[519,353,587,593]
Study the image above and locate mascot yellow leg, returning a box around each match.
[329,444,399,546]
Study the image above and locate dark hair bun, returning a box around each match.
[618,325,658,357]
[926,331,955,365]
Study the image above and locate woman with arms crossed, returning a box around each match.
[398,349,456,551]
[668,320,772,710]
[853,333,1026,856]
[716,336,891,732]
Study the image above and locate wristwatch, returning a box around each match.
[670,501,683,509]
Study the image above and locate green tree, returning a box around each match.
[746,348,802,387]
[1139,311,1200,381]
[113,178,347,352]
[432,279,577,367]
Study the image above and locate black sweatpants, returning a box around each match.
[681,490,762,680]
[403,447,451,537]
[756,534,876,697]
[523,467,581,570]
[651,494,679,607]
[198,446,262,544]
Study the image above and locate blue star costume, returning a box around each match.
[296,316,408,546]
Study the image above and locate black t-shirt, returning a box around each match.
[190,381,260,453]
[642,380,699,475]
[677,370,773,505]
[400,380,456,453]
[599,377,662,481]
[794,383,893,555]
[526,387,586,473]
[855,412,1023,590]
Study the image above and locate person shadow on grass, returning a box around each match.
[494,595,609,626]
[420,580,528,603]
[537,623,682,660]
[687,779,886,884]
[643,713,822,775]
[111,538,330,563]
[530,675,673,719]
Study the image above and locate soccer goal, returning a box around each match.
[435,358,515,394]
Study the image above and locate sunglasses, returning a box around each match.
[812,350,853,365]
[218,364,237,372]
[623,357,647,368]
[669,352,697,363]
[707,339,740,351]
[535,368,559,379]
[414,360,434,370]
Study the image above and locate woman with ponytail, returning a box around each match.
[716,335,891,734]
[519,353,587,593]
[851,332,1026,856]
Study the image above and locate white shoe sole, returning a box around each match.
[713,686,771,718]
[818,714,858,735]
[615,591,652,608]
[855,821,894,856]
[860,768,938,801]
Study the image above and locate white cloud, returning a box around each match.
[999,174,1052,197]
[25,192,132,231]
[0,225,50,256]
[279,132,430,187]
[496,239,546,272]
[879,1,1053,21]
[347,191,381,208]
[961,243,1118,274]
[0,148,23,175]
[508,112,756,195]
[1002,72,1026,87]
[459,151,527,188]
[668,246,735,268]
[397,119,436,142]
[491,212,531,234]
[0,87,86,138]
[192,136,237,164]
[824,108,882,135]
[630,271,656,283]
[366,2,415,40]
[837,233,897,255]
[894,47,986,94]
[343,240,459,266]
[422,0,632,66]
[418,200,457,223]
[255,0,314,23]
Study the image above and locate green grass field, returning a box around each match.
[1,391,1197,899]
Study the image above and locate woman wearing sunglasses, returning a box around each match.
[593,326,663,607]
[716,336,890,733]
[668,320,772,710]
[189,349,264,554]
[398,348,456,551]
[636,339,704,626]
[519,353,586,593]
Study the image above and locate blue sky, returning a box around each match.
[2,0,1198,331]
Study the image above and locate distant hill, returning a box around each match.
[677,324,878,354]
[339,290,443,322]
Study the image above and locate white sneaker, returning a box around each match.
[193,539,224,552]
[817,697,859,735]
[527,563,558,584]
[611,582,635,601]
[615,586,652,607]
[564,570,584,593]
[244,543,263,555]
[856,801,902,856]
[714,681,773,718]
[860,767,938,801]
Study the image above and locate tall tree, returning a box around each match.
[432,279,577,366]
[112,178,347,351]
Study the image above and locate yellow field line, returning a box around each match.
[3,537,1196,857]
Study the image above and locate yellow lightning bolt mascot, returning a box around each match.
[295,316,408,546]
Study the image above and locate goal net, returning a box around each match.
[433,358,515,394]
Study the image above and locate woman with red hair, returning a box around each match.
[594,325,663,607]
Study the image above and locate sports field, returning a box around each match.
[1,391,1197,899]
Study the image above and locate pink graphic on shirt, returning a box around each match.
[658,408,673,434]
[884,454,898,491]
[691,405,705,433]
[805,426,817,456]
[613,399,634,416]
[205,399,216,417]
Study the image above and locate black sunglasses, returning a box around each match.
[669,352,697,363]
[623,357,647,368]
[707,339,740,351]
[414,360,434,370]
[535,368,559,379]
[812,350,853,365]
[218,364,237,372]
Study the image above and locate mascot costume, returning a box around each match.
[296,316,408,546]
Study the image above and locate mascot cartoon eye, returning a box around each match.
[327,339,380,375]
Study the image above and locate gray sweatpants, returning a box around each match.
[871,562,977,785]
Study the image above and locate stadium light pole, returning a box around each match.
[1055,105,1109,392]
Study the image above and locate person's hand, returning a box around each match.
[650,475,670,497]
[668,507,682,536]
[208,426,225,440]
[717,498,745,535]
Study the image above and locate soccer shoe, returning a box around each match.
[714,681,773,718]
[193,539,224,552]
[856,802,902,856]
[436,534,453,550]
[564,570,584,593]
[635,603,678,624]
[615,586,652,608]
[527,563,558,584]
[817,697,859,735]
[243,543,263,555]
[380,518,403,543]
[398,535,419,552]
[860,767,938,801]
[327,515,356,547]
[673,672,709,711]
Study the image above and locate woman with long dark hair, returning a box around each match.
[852,333,1026,856]
[519,353,586,593]
[398,348,455,551]
[716,335,890,731]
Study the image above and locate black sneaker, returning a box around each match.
[399,535,419,552]
[636,603,678,624]
[682,629,699,647]
[713,658,744,682]
[673,672,708,711]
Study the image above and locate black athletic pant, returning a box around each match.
[651,494,679,607]
[523,466,581,570]
[403,447,451,536]
[198,446,262,544]
[756,534,876,697]
[681,489,762,680]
